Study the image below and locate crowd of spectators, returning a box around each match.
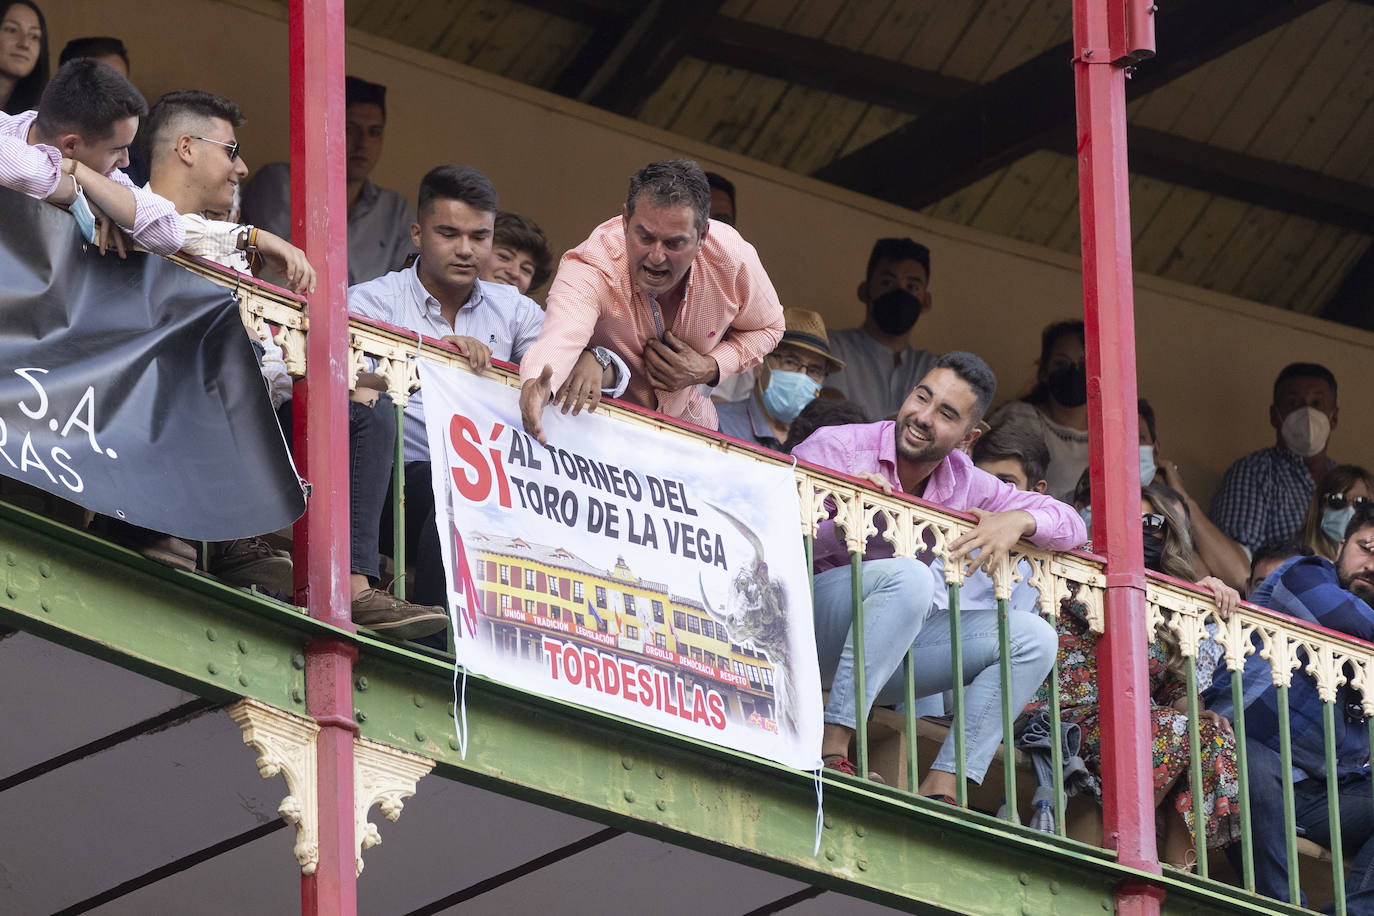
[5,20,1374,908]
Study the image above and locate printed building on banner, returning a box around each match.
[468,532,780,731]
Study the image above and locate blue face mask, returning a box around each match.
[70,185,97,244]
[1323,506,1355,544]
[760,368,820,425]
[1139,445,1157,486]
[1078,505,1092,538]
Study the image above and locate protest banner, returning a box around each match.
[420,362,823,769]
[0,188,304,540]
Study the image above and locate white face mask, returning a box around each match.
[1280,405,1331,458]
[1139,445,1157,487]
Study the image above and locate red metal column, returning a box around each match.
[1072,1,1163,913]
[288,0,357,913]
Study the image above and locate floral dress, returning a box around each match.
[1025,586,1242,849]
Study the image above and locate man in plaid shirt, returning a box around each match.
[1206,504,1374,911]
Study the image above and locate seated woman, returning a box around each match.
[1298,464,1374,562]
[1026,479,1241,869]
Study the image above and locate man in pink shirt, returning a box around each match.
[792,351,1086,799]
[518,159,784,443]
[0,58,183,255]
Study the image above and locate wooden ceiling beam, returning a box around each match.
[687,13,1374,234]
[810,0,1326,209]
[558,0,727,117]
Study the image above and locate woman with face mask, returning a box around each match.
[988,320,1089,502]
[1298,465,1374,561]
[0,1,47,115]
[1029,479,1242,870]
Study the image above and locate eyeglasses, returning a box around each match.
[1324,492,1371,511]
[192,136,241,161]
[769,352,828,383]
[1141,513,1166,537]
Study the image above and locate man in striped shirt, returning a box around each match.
[0,58,183,256]
[518,159,785,443]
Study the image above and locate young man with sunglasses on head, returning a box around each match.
[144,90,314,294]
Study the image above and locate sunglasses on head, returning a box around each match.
[1324,492,1371,511]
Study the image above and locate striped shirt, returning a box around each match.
[0,110,185,255]
[519,216,785,431]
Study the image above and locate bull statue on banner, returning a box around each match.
[699,503,797,738]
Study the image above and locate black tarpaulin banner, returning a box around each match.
[0,187,306,540]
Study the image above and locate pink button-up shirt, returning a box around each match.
[792,420,1087,573]
[0,110,184,255]
[519,216,785,430]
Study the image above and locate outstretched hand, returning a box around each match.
[520,365,555,446]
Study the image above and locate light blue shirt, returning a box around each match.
[348,263,546,464]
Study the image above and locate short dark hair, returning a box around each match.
[1251,540,1312,576]
[865,238,930,284]
[972,412,1050,485]
[1023,319,1085,407]
[626,159,710,232]
[783,398,868,453]
[494,211,554,292]
[1345,503,1374,542]
[418,164,498,215]
[933,351,997,422]
[144,90,244,159]
[58,35,128,69]
[345,75,386,118]
[1,1,49,115]
[704,171,735,206]
[1273,361,1337,404]
[34,58,147,142]
[1138,398,1157,443]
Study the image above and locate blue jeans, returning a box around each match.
[812,558,1057,783]
[1237,737,1374,914]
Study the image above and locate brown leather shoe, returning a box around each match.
[210,537,294,593]
[351,588,448,641]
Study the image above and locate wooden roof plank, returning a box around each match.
[1234,214,1325,304]
[1195,206,1286,292]
[471,4,560,78]
[1247,2,1373,162]
[978,0,1071,83]
[637,57,711,130]
[1295,27,1374,174]
[942,0,1029,83]
[858,0,941,62]
[1157,197,1251,288]
[1132,186,1214,278]
[785,95,872,175]
[817,0,896,51]
[901,0,984,73]
[585,2,729,117]
[745,84,829,165]
[433,0,508,61]
[925,170,1004,226]
[1006,156,1080,246]
[837,105,914,159]
[1269,223,1358,311]
[778,0,847,39]
[1316,235,1374,324]
[666,64,756,142]
[1153,30,1286,142]
[967,150,1063,238]
[814,0,1326,210]
[1205,4,1342,153]
[703,73,793,155]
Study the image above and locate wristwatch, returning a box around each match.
[585,346,616,384]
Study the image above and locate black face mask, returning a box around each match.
[869,288,923,337]
[1142,536,1165,572]
[1046,363,1088,407]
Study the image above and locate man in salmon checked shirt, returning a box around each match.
[518,158,785,443]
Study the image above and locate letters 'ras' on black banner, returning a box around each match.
[0,187,305,540]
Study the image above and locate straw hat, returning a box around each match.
[779,307,845,374]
